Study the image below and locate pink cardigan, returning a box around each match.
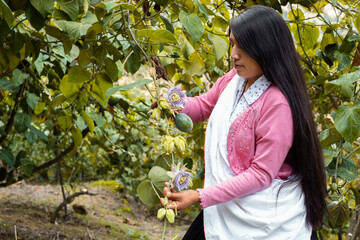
[182,69,294,208]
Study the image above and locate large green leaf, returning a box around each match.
[57,115,73,131]
[328,201,350,228]
[0,149,14,167]
[337,52,351,71]
[334,105,360,143]
[60,74,83,98]
[137,29,178,44]
[211,34,227,61]
[30,0,54,18]
[105,79,152,99]
[329,70,360,86]
[26,129,38,144]
[30,126,48,141]
[160,15,174,34]
[81,110,94,133]
[337,157,357,181]
[12,69,28,87]
[149,166,169,182]
[0,78,20,92]
[319,128,342,148]
[14,112,31,133]
[0,0,15,26]
[57,0,79,21]
[25,2,45,31]
[179,11,204,43]
[89,73,113,105]
[26,91,40,109]
[68,65,91,83]
[54,20,91,41]
[183,52,205,76]
[137,180,160,206]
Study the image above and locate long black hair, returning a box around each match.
[230,5,327,228]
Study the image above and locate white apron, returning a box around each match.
[203,74,312,240]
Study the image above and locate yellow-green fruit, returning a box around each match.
[174,113,193,133]
[331,183,338,192]
[157,208,166,220]
[166,209,175,223]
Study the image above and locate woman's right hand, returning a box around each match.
[160,182,200,210]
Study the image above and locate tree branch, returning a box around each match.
[32,128,90,174]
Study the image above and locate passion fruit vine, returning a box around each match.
[174,113,193,133]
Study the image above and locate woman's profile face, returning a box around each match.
[230,32,263,82]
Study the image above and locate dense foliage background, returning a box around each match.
[1,0,360,238]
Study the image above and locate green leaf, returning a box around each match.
[18,157,34,176]
[57,0,79,21]
[11,31,25,54]
[194,0,208,19]
[212,16,228,29]
[137,29,178,44]
[49,95,67,109]
[356,13,360,34]
[81,111,94,133]
[319,128,342,148]
[68,65,91,83]
[30,126,48,141]
[89,73,113,105]
[339,31,356,54]
[34,102,46,115]
[30,0,54,18]
[25,3,45,31]
[136,166,170,206]
[14,112,31,133]
[330,70,360,86]
[60,74,83,98]
[12,69,28,87]
[211,34,227,61]
[137,180,159,206]
[57,115,73,131]
[26,91,40,109]
[88,112,106,128]
[337,157,357,181]
[26,129,38,144]
[0,0,15,26]
[160,15,174,34]
[71,126,83,148]
[104,58,118,82]
[0,78,20,92]
[0,149,14,167]
[183,52,205,76]
[118,3,136,11]
[328,201,350,228]
[54,20,91,41]
[105,79,152,99]
[148,166,169,182]
[180,37,195,59]
[179,11,204,43]
[154,155,171,171]
[334,105,360,143]
[337,52,351,71]
[0,20,10,43]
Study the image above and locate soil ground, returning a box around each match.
[0,181,192,240]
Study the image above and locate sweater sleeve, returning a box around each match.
[182,69,237,123]
[198,103,294,208]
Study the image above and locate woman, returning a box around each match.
[161,5,327,239]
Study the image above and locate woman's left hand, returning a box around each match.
[160,182,200,210]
